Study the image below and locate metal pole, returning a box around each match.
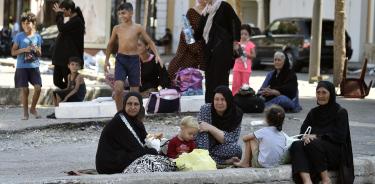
[308,0,323,83]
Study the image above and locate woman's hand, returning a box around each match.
[52,3,64,13]
[262,88,280,96]
[302,134,317,145]
[199,122,212,132]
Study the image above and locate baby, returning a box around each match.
[167,116,199,159]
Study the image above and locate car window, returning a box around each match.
[269,20,301,34]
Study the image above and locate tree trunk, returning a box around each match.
[333,0,346,86]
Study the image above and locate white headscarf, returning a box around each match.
[202,0,222,43]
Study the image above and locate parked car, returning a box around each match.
[246,23,262,36]
[250,17,353,72]
[40,25,58,58]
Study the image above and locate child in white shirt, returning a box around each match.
[234,105,288,168]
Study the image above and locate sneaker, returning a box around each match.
[46,113,56,119]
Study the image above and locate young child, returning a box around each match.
[104,2,163,111]
[167,116,199,159]
[11,12,42,120]
[137,36,170,98]
[234,105,287,168]
[47,57,86,119]
[232,24,256,96]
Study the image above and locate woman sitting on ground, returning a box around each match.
[258,51,302,112]
[95,92,175,174]
[290,81,354,184]
[195,85,243,165]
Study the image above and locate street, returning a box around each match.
[0,69,374,183]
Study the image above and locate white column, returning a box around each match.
[367,0,374,43]
[0,0,4,28]
[257,0,265,30]
[156,0,168,39]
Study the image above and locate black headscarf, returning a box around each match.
[268,51,298,100]
[121,92,145,124]
[311,81,341,127]
[211,86,243,132]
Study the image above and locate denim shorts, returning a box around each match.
[14,68,42,88]
[115,54,140,87]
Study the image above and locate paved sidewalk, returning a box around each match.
[1,56,375,183]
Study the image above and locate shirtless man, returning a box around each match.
[104,2,163,111]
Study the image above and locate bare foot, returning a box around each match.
[233,161,250,168]
[224,157,241,165]
[30,109,41,119]
[22,115,29,120]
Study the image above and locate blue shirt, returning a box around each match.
[13,32,42,68]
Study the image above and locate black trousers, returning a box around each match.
[204,66,230,103]
[53,65,70,89]
[290,139,341,184]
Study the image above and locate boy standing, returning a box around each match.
[11,12,43,120]
[104,2,163,111]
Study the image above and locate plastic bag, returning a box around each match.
[175,149,217,171]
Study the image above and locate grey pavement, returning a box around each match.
[0,55,375,183]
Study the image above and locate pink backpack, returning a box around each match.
[175,68,203,92]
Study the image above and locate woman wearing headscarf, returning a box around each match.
[290,81,354,184]
[96,92,175,174]
[198,0,241,103]
[167,0,206,81]
[52,0,85,89]
[196,85,243,164]
[258,51,302,112]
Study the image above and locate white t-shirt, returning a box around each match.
[253,126,287,168]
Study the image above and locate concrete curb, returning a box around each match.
[0,85,112,105]
[36,156,375,184]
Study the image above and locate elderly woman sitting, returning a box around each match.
[258,51,302,112]
[290,81,354,184]
[195,86,243,165]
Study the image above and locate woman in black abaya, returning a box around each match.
[290,81,354,184]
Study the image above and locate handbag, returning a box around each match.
[174,68,203,95]
[280,126,312,164]
[146,88,181,113]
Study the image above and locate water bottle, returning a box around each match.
[240,45,248,69]
[182,14,195,44]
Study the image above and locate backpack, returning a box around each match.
[234,86,265,113]
[146,89,180,114]
[175,68,203,96]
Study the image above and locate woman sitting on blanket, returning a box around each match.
[95,92,175,174]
